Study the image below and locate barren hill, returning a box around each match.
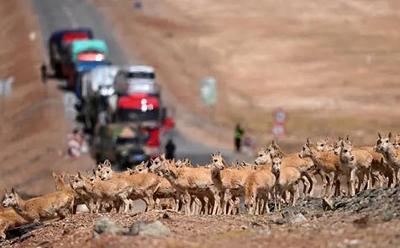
[94,0,400,148]
[0,0,92,195]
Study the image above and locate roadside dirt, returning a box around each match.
[3,186,400,248]
[0,0,93,196]
[93,0,400,150]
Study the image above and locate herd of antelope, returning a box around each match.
[1,132,400,240]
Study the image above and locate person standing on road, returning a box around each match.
[165,139,176,160]
[234,123,244,153]
[67,128,84,158]
[40,63,47,84]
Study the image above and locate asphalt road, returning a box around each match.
[31,0,234,165]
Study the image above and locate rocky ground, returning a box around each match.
[3,186,400,248]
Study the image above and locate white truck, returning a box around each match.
[80,65,119,132]
[113,65,160,97]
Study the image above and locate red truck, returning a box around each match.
[114,93,173,158]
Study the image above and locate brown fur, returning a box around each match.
[0,207,28,240]
[2,188,74,223]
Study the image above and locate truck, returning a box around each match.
[114,65,160,97]
[64,39,109,90]
[48,28,93,78]
[80,65,119,133]
[114,93,164,158]
[91,123,150,168]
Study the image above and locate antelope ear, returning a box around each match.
[271,140,277,146]
[340,140,344,147]
[388,132,392,139]
[306,138,311,145]
[104,159,111,167]
[78,172,83,179]
[52,172,57,178]
[11,188,16,194]
[144,161,150,168]
[378,132,382,139]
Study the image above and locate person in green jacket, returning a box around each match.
[234,123,244,152]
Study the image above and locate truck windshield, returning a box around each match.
[116,136,140,145]
[126,72,155,79]
[116,108,160,122]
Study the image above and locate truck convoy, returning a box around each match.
[48,28,174,169]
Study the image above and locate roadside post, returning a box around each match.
[200,76,217,106]
[0,76,14,133]
[200,76,217,117]
[272,108,287,139]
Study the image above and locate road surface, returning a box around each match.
[31,0,235,165]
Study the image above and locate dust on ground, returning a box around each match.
[0,0,93,196]
[3,186,400,248]
[93,0,400,150]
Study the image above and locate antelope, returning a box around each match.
[334,138,374,193]
[0,207,28,240]
[69,173,98,213]
[97,164,161,212]
[2,188,73,223]
[337,137,391,188]
[315,137,335,152]
[375,132,400,186]
[259,141,315,196]
[210,152,254,215]
[127,162,177,210]
[393,133,400,149]
[52,172,76,213]
[70,172,131,213]
[149,155,218,215]
[244,158,276,215]
[271,154,302,210]
[335,141,365,195]
[299,140,342,198]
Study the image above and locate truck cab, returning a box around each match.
[91,123,150,168]
[114,65,160,97]
[80,65,119,133]
[115,93,162,157]
[48,28,93,78]
[65,39,110,90]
